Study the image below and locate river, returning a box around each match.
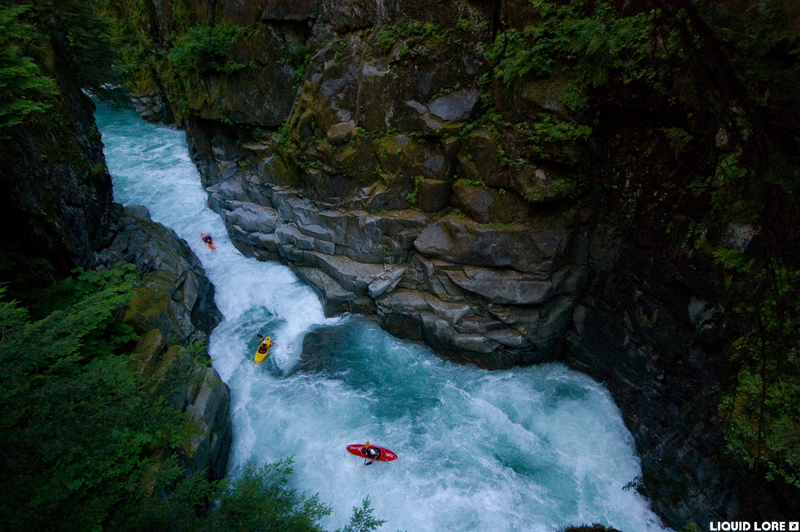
[94,101,666,532]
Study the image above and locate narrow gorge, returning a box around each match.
[2,0,799,530]
[115,0,800,527]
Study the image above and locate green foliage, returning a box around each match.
[718,260,800,488]
[376,25,400,53]
[42,0,119,97]
[662,127,694,151]
[462,177,487,188]
[376,20,449,54]
[168,23,248,77]
[0,5,58,129]
[484,221,514,230]
[276,39,311,94]
[689,152,750,214]
[0,0,119,130]
[339,497,386,532]
[406,177,421,205]
[682,523,701,532]
[460,108,512,142]
[526,113,592,144]
[116,460,385,532]
[283,42,310,67]
[203,460,331,532]
[0,264,195,531]
[333,36,347,62]
[488,1,679,92]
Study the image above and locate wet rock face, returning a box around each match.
[563,235,739,528]
[96,205,230,481]
[131,87,175,124]
[96,205,222,344]
[162,1,595,371]
[0,85,114,272]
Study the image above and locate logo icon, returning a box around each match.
[789,523,799,531]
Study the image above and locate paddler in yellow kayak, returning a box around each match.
[254,336,272,363]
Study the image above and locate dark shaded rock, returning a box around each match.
[427,88,481,121]
[291,265,373,316]
[131,87,175,124]
[417,178,452,213]
[0,83,114,273]
[178,366,232,481]
[450,179,528,223]
[261,0,317,20]
[456,128,509,188]
[326,120,357,145]
[95,208,222,344]
[94,206,229,483]
[494,77,573,124]
[373,134,434,178]
[720,222,757,253]
[512,164,574,204]
[445,264,585,305]
[124,204,152,220]
[414,214,571,274]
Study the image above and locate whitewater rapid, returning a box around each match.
[95,102,666,532]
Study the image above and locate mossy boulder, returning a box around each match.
[374,134,449,180]
[417,178,452,213]
[450,179,528,223]
[456,127,509,188]
[494,77,575,124]
[512,165,575,204]
[330,139,380,185]
[96,207,221,344]
[413,213,572,274]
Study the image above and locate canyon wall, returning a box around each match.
[0,61,231,482]
[127,0,799,527]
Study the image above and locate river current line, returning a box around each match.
[94,100,667,532]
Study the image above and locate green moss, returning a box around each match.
[123,270,173,322]
[405,177,421,205]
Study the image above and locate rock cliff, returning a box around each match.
[0,70,230,481]
[96,204,229,479]
[123,0,800,527]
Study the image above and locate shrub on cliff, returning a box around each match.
[112,460,384,532]
[0,0,118,131]
[0,264,187,530]
[0,5,58,129]
[0,263,386,531]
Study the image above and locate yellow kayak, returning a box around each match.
[254,336,272,363]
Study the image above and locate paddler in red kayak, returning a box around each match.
[201,233,216,250]
[362,441,381,465]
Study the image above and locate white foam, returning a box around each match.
[96,102,670,532]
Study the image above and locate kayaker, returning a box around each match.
[362,441,381,465]
[258,337,272,354]
[202,233,213,247]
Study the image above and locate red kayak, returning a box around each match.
[200,233,216,250]
[347,444,398,462]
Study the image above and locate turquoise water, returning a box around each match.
[94,101,666,532]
